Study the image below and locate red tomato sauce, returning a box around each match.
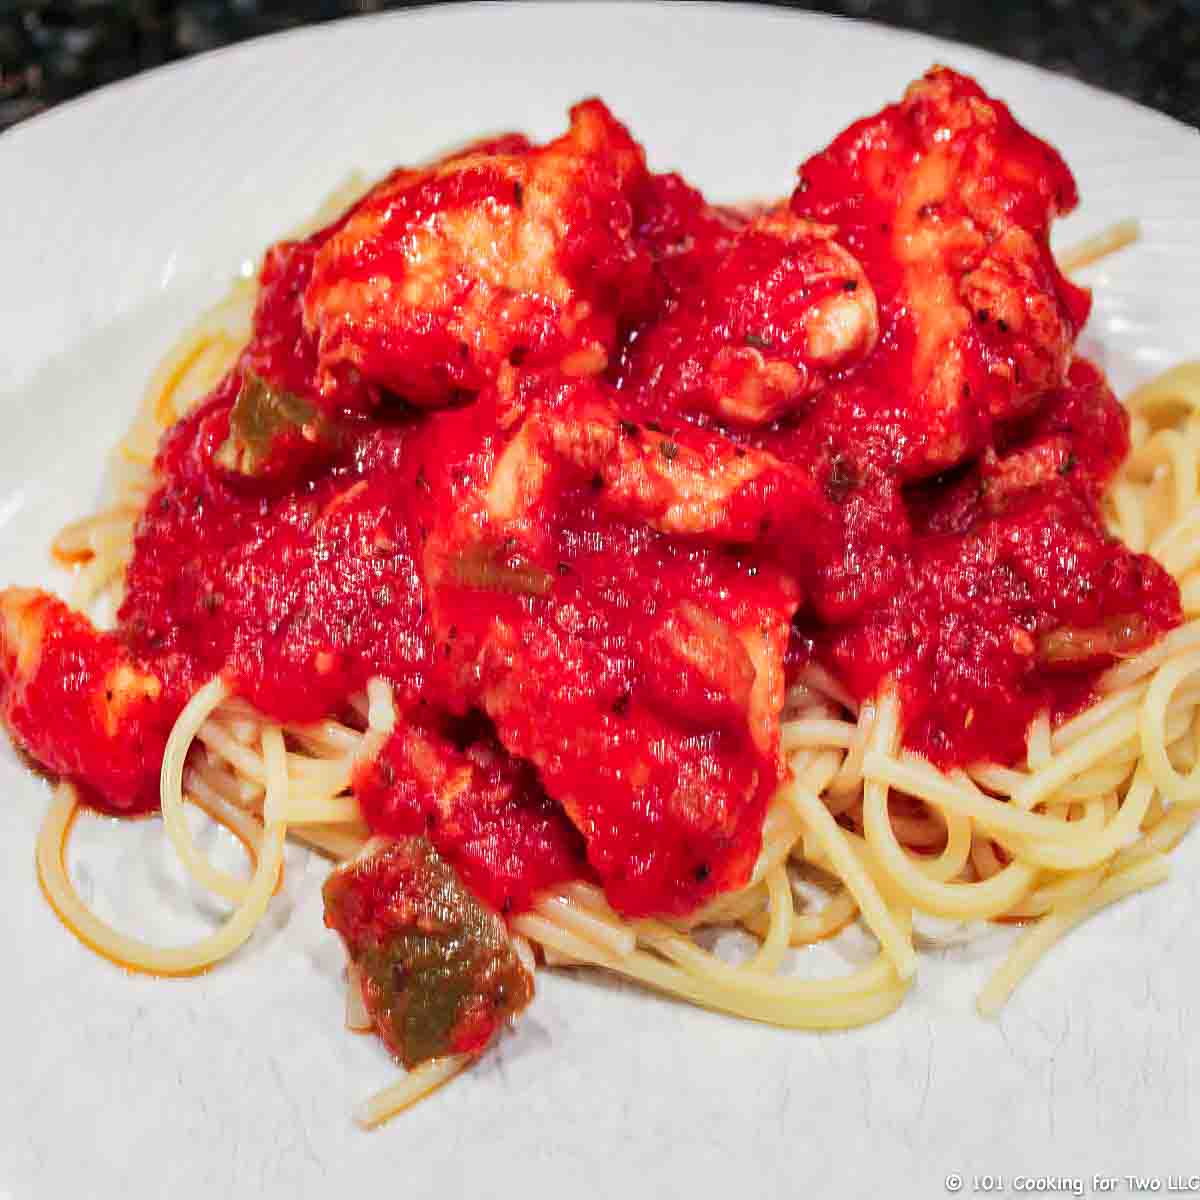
[0,72,1182,922]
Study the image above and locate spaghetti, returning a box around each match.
[37,322,1200,1112]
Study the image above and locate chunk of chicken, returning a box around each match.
[0,589,179,813]
[791,66,1091,477]
[478,370,840,555]
[642,599,790,759]
[906,358,1131,537]
[401,374,802,916]
[426,560,795,917]
[304,100,655,410]
[621,207,879,426]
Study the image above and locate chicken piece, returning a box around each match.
[324,836,534,1069]
[791,66,1091,478]
[303,100,655,410]
[426,543,796,917]
[907,358,1131,537]
[0,589,180,813]
[403,377,801,916]
[993,357,1130,499]
[474,369,841,559]
[642,599,789,757]
[354,717,585,914]
[620,207,879,426]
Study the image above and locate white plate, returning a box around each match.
[2,6,1199,1198]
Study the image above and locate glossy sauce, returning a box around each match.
[0,73,1182,921]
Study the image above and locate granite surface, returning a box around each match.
[1,0,1198,133]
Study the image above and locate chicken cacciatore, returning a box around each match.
[0,70,1179,1067]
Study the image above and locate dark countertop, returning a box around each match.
[2,0,1198,133]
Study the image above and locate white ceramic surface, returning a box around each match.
[1,6,1198,1198]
